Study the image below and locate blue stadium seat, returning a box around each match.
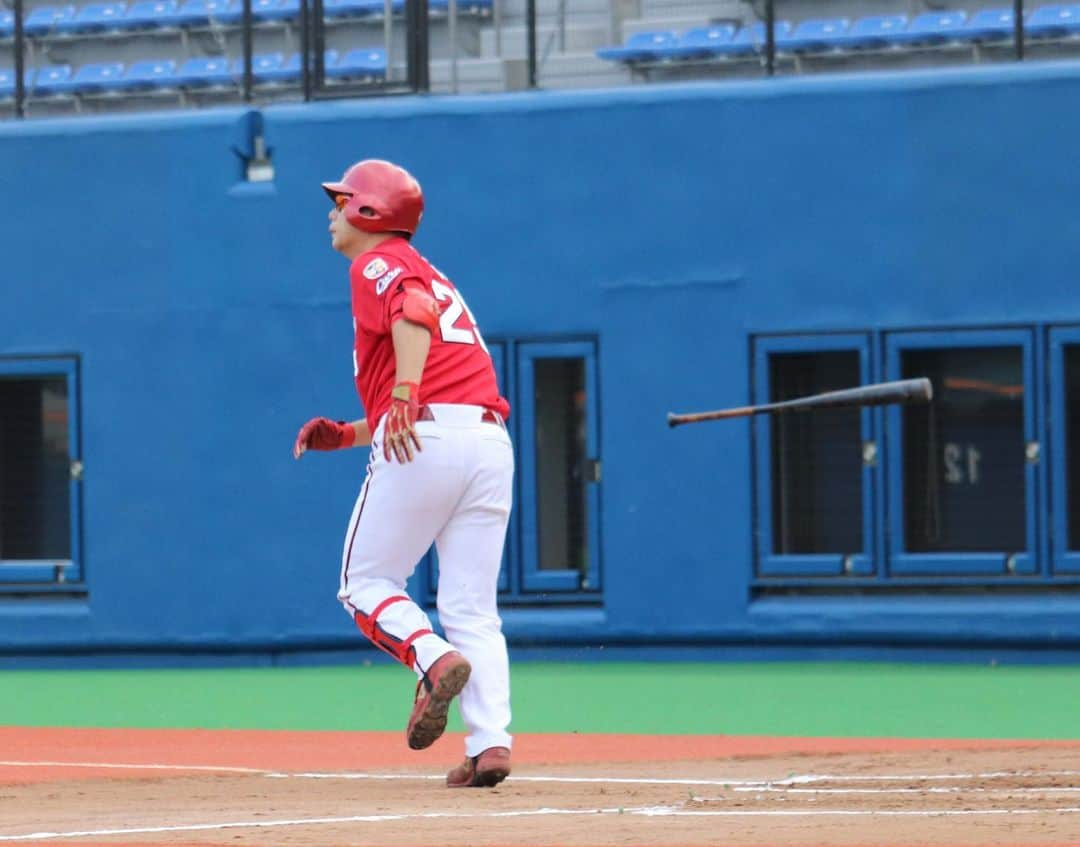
[56,2,128,34]
[710,21,792,56]
[957,7,1014,41]
[175,55,233,86]
[889,10,967,44]
[230,52,285,82]
[123,0,180,29]
[65,61,126,93]
[30,64,73,95]
[777,17,850,52]
[0,8,14,37]
[835,14,909,48]
[429,0,490,14]
[595,30,678,62]
[432,0,490,13]
[24,5,77,36]
[328,47,387,79]
[1027,3,1080,37]
[666,24,737,59]
[171,0,241,26]
[322,0,382,17]
[115,58,177,89]
[0,69,34,99]
[249,0,299,21]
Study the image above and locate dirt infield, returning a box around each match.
[1,728,1078,846]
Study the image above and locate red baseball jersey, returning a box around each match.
[349,237,510,428]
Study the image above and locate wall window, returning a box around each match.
[1049,328,1080,575]
[770,352,863,554]
[518,341,600,594]
[901,347,1025,554]
[411,338,601,606]
[886,331,1036,576]
[754,335,875,579]
[0,358,82,586]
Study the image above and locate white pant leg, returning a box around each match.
[338,423,462,674]
[435,426,514,756]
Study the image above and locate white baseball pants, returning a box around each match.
[338,403,514,756]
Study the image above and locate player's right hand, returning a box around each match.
[293,417,356,459]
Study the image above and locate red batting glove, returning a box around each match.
[383,381,422,464]
[293,417,356,459]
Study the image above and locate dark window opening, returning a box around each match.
[768,351,862,554]
[1066,346,1080,550]
[0,376,72,561]
[534,358,588,576]
[902,347,1025,553]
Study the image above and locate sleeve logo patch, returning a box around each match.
[363,258,389,279]
[375,266,403,295]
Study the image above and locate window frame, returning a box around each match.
[752,334,876,578]
[517,340,601,594]
[884,329,1038,577]
[0,355,83,588]
[1048,326,1080,575]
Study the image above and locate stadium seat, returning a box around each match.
[123,0,180,29]
[777,17,850,52]
[58,1,128,33]
[230,52,285,82]
[709,21,793,56]
[24,5,77,36]
[889,10,967,44]
[0,8,14,37]
[30,64,73,95]
[328,47,387,79]
[665,25,737,59]
[957,7,1015,41]
[172,0,241,26]
[835,14,909,48]
[432,0,493,15]
[430,0,490,12]
[115,58,177,89]
[65,61,125,93]
[1027,3,1080,37]
[248,0,299,21]
[322,0,383,17]
[595,30,678,62]
[0,69,34,99]
[175,55,233,86]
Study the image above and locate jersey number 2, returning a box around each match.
[432,279,490,354]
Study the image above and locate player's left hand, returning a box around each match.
[384,381,422,463]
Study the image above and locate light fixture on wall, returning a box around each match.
[245,134,274,183]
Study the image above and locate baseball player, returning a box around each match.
[293,159,514,788]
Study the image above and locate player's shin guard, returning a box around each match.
[353,595,433,669]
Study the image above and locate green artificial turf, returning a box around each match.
[2,662,1078,738]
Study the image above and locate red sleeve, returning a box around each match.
[349,253,423,336]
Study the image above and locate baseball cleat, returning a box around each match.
[446,746,512,788]
[406,651,471,750]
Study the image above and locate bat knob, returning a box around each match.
[666,413,676,428]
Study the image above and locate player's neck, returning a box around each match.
[347,232,399,259]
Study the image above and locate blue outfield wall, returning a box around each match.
[3,61,1080,660]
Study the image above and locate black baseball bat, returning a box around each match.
[667,377,933,428]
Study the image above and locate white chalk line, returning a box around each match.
[724,786,1080,796]
[0,760,267,774]
[4,760,1080,789]
[4,804,1080,841]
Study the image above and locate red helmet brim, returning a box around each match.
[321,181,353,200]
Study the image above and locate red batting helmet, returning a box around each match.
[321,159,424,236]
